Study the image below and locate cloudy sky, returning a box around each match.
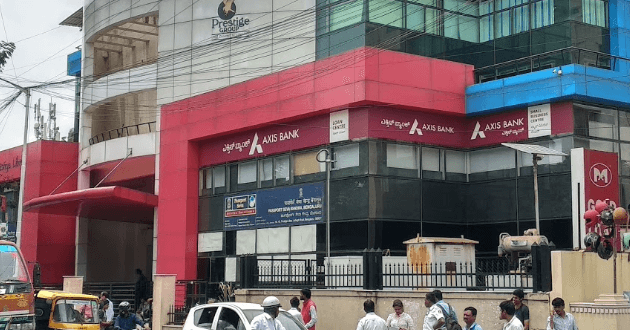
[0,0,82,151]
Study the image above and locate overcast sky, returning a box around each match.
[0,0,82,151]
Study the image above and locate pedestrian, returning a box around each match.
[100,291,114,328]
[300,288,317,330]
[135,269,149,310]
[114,301,144,330]
[511,289,529,330]
[423,292,445,330]
[546,298,578,330]
[462,307,482,330]
[433,290,458,324]
[101,301,114,330]
[356,299,387,330]
[288,297,304,325]
[386,299,414,330]
[250,296,286,330]
[499,300,523,330]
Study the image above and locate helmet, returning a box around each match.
[600,209,615,226]
[119,301,130,311]
[261,296,281,308]
[584,232,601,250]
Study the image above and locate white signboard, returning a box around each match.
[330,110,349,143]
[528,103,551,138]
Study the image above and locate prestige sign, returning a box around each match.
[224,183,324,230]
[212,0,251,39]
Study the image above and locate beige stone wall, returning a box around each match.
[550,251,630,304]
[236,289,551,330]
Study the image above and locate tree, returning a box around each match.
[0,41,15,72]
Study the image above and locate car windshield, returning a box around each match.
[0,244,29,283]
[242,310,303,330]
[53,299,100,324]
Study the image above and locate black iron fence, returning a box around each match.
[245,245,553,292]
[88,121,156,145]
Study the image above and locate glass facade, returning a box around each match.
[199,126,580,257]
[316,0,609,68]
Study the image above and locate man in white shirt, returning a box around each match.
[100,291,114,325]
[423,292,445,330]
[288,297,304,325]
[250,296,286,330]
[356,299,387,330]
[546,298,578,330]
[499,301,524,330]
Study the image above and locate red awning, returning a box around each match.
[23,186,158,224]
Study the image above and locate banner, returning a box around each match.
[224,182,324,230]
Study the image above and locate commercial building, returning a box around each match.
[13,0,630,287]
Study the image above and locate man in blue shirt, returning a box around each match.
[114,301,144,330]
[433,290,458,324]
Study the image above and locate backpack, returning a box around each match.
[436,303,462,330]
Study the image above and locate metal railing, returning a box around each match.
[251,257,532,291]
[474,47,623,83]
[88,121,156,145]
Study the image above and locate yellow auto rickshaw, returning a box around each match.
[34,290,101,330]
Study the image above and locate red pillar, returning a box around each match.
[156,126,199,281]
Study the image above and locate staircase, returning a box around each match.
[84,282,139,314]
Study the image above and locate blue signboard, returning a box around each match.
[224,182,325,230]
[67,50,81,77]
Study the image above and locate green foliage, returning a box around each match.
[0,41,15,72]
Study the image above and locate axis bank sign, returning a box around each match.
[199,116,328,166]
[369,104,554,148]
[222,130,300,156]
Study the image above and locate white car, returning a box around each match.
[183,302,307,330]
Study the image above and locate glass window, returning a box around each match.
[470,147,515,172]
[406,3,425,31]
[213,166,226,188]
[621,143,630,177]
[260,159,273,181]
[205,169,212,189]
[582,0,607,27]
[334,144,360,169]
[199,170,205,196]
[260,158,273,188]
[575,104,618,139]
[275,155,290,185]
[531,0,555,29]
[445,150,466,174]
[387,143,417,169]
[331,0,364,31]
[369,0,403,28]
[294,150,325,176]
[194,307,218,327]
[620,111,630,141]
[422,147,440,171]
[238,161,257,184]
[513,3,529,33]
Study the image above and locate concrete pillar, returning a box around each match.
[63,276,84,294]
[152,274,176,330]
[75,168,90,278]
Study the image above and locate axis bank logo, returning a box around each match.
[589,163,613,187]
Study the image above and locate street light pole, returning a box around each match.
[316,149,333,265]
[533,153,540,234]
[0,77,31,247]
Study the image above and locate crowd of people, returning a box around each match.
[253,288,578,330]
